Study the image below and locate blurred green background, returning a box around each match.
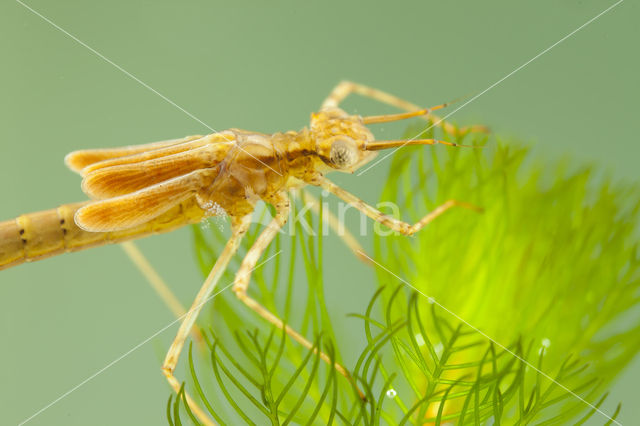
[0,1,637,424]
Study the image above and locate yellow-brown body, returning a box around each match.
[0,80,484,426]
[0,108,376,271]
[0,84,466,273]
[0,199,206,270]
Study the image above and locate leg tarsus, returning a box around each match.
[407,199,483,235]
[322,80,489,137]
[317,176,482,236]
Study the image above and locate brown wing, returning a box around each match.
[79,133,234,176]
[75,168,218,232]
[81,144,229,199]
[65,135,205,174]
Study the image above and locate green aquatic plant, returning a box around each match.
[167,122,639,424]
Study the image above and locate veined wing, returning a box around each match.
[65,135,204,173]
[81,143,230,199]
[68,131,236,231]
[79,132,234,176]
[75,168,219,232]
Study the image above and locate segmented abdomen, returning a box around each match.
[0,199,206,270]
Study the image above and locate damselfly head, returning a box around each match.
[309,105,467,174]
[310,108,377,173]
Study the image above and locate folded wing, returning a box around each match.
[75,168,219,232]
[65,135,204,174]
[66,132,235,231]
[81,144,228,199]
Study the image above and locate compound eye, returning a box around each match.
[329,138,358,168]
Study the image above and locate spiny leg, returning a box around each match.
[298,188,372,264]
[321,80,488,136]
[316,176,482,236]
[162,215,252,426]
[232,193,363,396]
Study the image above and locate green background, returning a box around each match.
[1,1,637,424]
